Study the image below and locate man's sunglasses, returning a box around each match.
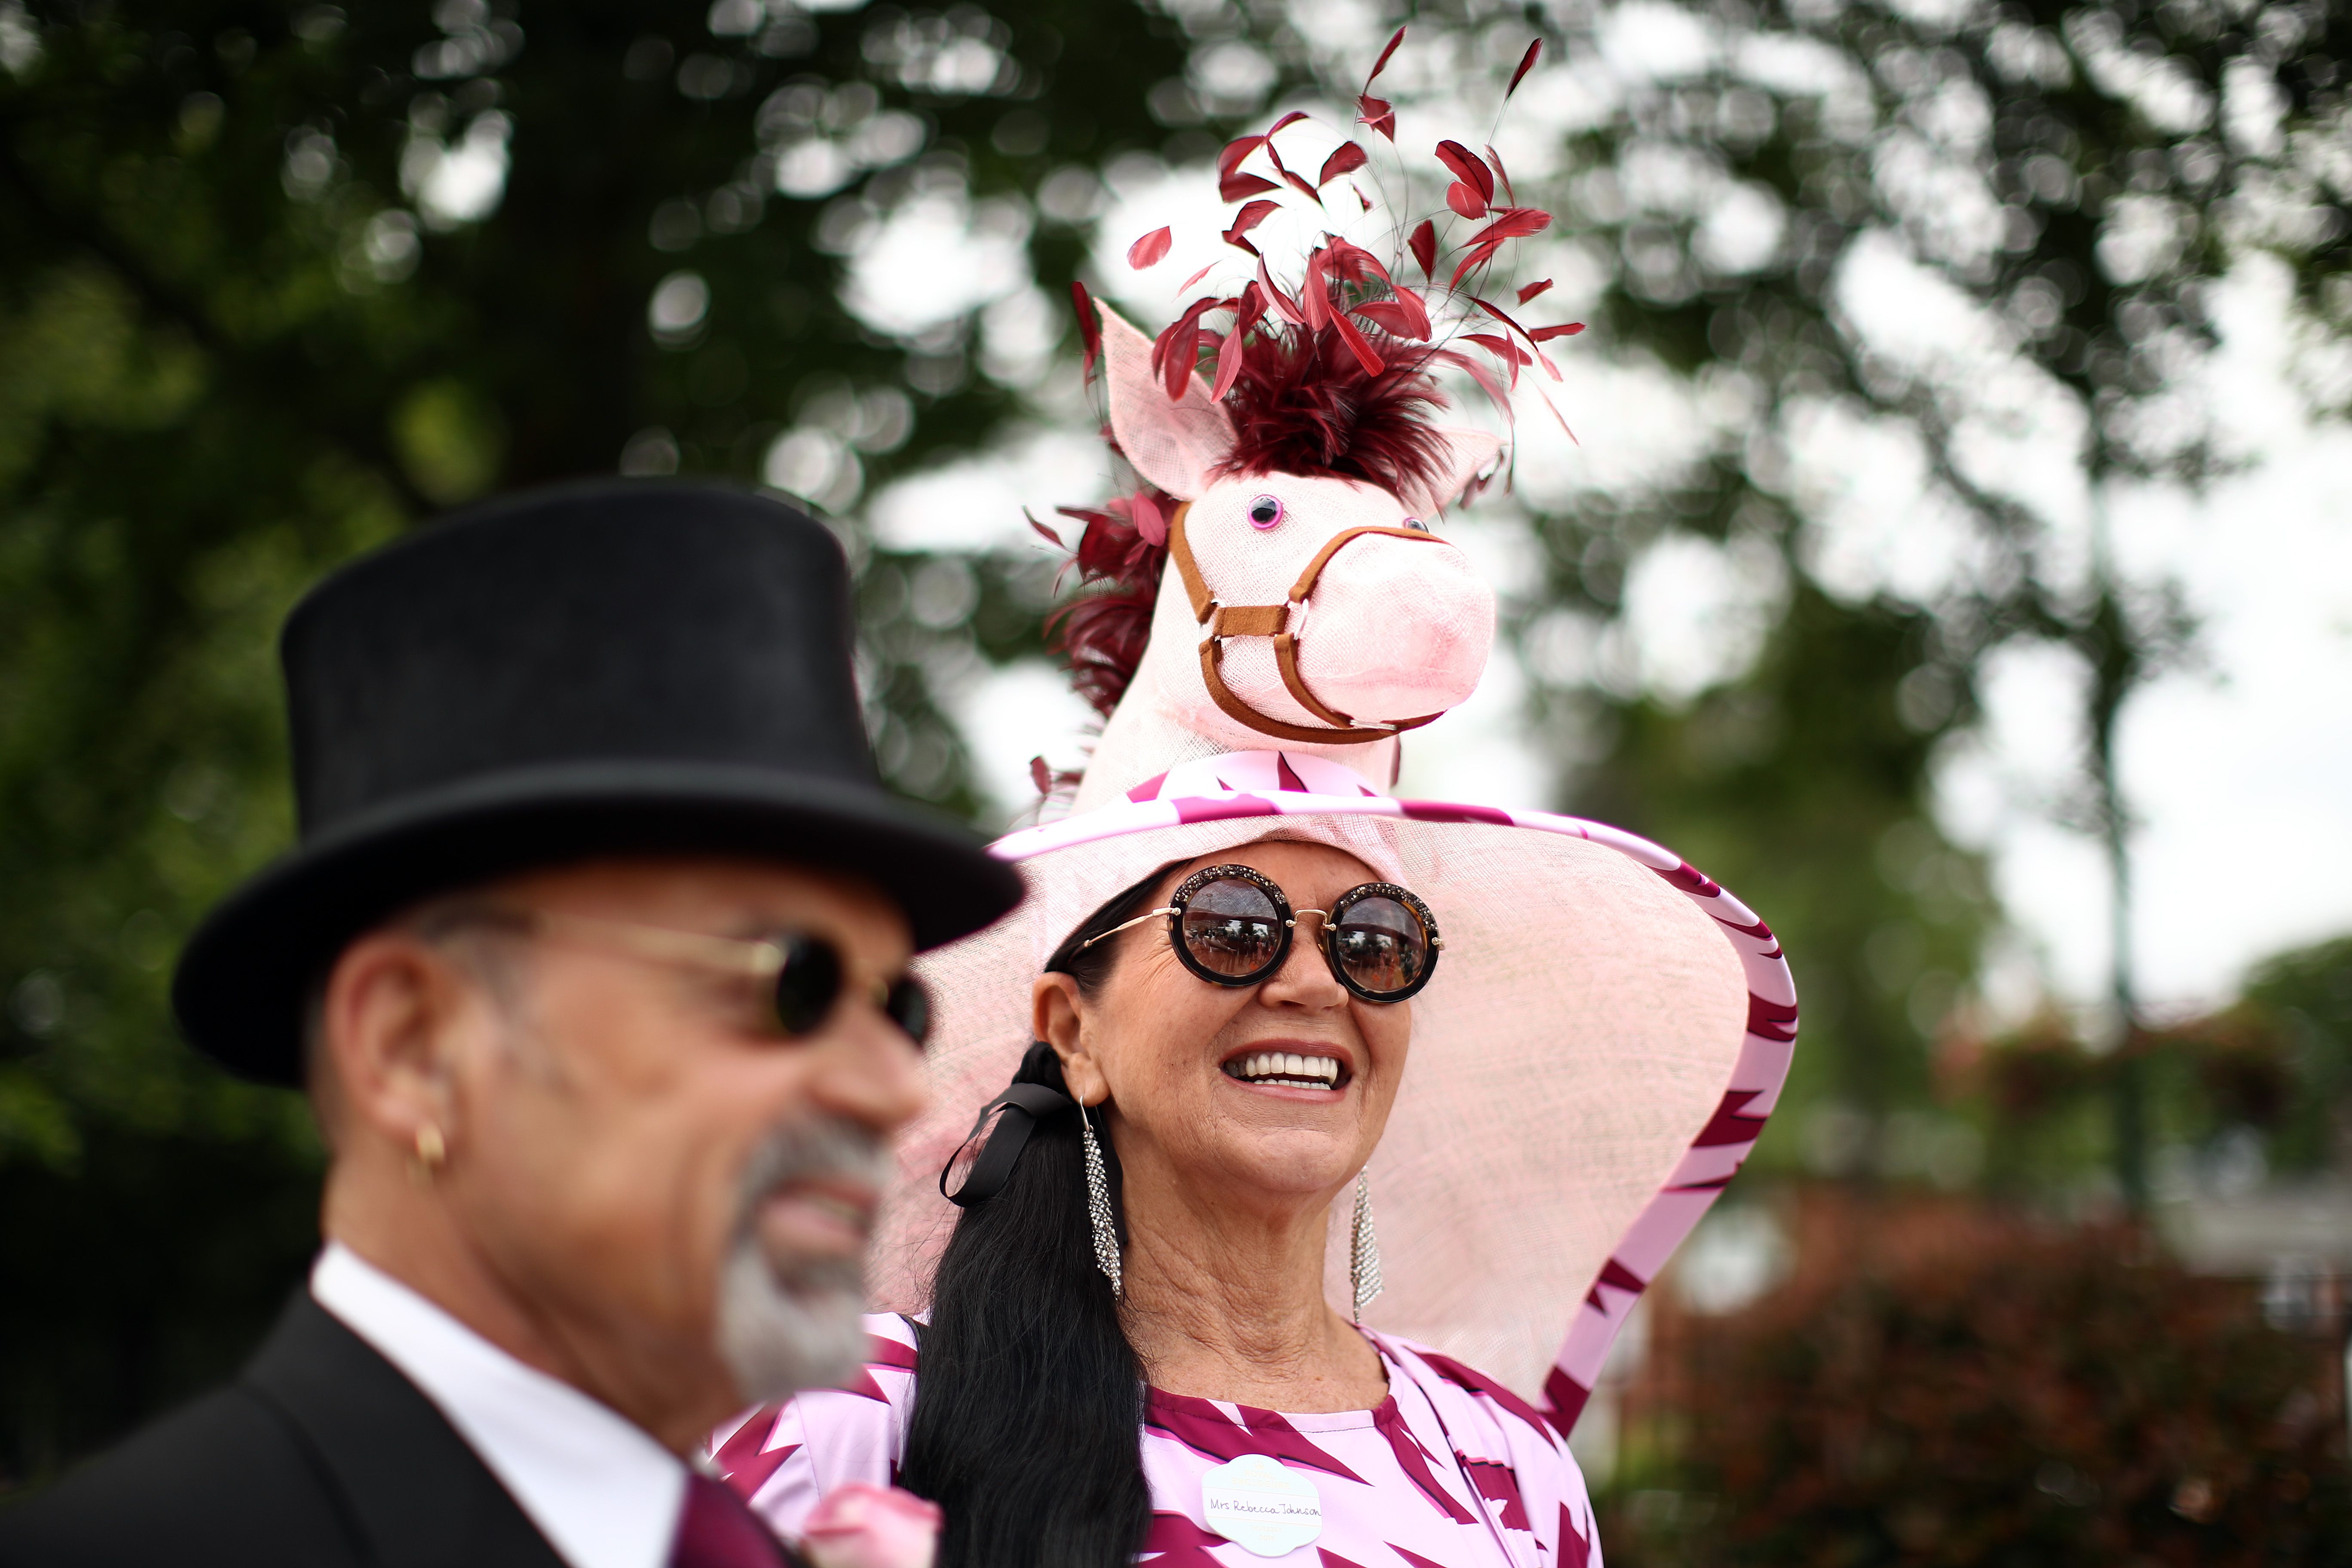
[482,910,931,1045]
[1080,864,1442,1003]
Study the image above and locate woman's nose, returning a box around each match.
[1258,915,1347,1008]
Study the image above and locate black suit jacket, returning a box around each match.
[0,1291,571,1568]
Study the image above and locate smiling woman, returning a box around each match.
[1032,840,1418,1395]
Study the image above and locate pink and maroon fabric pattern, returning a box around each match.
[716,1315,1602,1568]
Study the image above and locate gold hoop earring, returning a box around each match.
[412,1123,447,1182]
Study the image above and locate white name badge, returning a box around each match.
[1200,1453,1323,1558]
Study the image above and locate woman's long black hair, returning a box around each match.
[899,867,1174,1568]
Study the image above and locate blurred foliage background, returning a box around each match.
[3,0,2350,1555]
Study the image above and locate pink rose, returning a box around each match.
[798,1482,943,1568]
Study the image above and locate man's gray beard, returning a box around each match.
[716,1117,892,1406]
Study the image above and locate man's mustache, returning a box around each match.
[735,1117,894,1253]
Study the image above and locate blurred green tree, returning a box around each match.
[2239,935,2352,1176]
[2134,934,2352,1188]
[0,0,1184,1484]
[1925,933,2352,1198]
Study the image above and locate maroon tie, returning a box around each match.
[672,1471,794,1568]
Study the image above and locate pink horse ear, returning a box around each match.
[1402,427,1506,516]
[1097,300,1235,500]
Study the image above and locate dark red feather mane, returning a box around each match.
[1215,325,1449,499]
[1042,453,1174,720]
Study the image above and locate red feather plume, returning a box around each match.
[1045,476,1176,719]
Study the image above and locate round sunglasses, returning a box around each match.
[1081,864,1442,1002]
[505,910,931,1046]
[753,931,933,1044]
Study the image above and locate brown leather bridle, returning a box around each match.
[1166,501,1455,746]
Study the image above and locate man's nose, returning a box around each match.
[800,1003,928,1137]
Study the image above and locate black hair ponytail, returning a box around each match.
[899,867,1175,1568]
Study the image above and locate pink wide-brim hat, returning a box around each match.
[868,747,1796,1425]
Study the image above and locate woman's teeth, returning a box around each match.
[1225,1051,1342,1088]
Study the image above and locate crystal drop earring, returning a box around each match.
[1081,1101,1123,1299]
[1350,1170,1383,1322]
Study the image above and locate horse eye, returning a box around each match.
[1247,494,1283,530]
[1401,516,1428,532]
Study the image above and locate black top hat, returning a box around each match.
[173,480,1023,1085]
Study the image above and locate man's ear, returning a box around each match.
[1098,300,1235,500]
[1032,972,1107,1106]
[319,930,475,1157]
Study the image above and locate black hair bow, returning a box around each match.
[939,1041,1075,1208]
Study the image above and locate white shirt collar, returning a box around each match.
[311,1241,687,1568]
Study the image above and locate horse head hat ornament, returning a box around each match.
[1070,302,1500,808]
[873,34,1799,1428]
[1042,35,1590,808]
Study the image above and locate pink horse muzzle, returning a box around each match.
[1286,531,1494,726]
[1171,505,1495,742]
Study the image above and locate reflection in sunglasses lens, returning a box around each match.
[772,933,844,1035]
[1180,876,1285,977]
[1332,896,1427,995]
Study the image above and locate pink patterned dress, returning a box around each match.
[712,1314,1601,1568]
